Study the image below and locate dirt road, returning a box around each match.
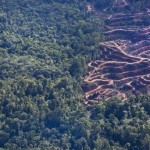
[83,1,150,105]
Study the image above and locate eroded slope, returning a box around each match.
[83,0,150,105]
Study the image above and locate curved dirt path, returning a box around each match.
[83,1,150,106]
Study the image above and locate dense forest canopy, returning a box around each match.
[0,0,150,149]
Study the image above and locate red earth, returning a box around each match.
[83,0,150,106]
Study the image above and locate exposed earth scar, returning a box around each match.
[83,0,150,106]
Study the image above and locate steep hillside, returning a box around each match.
[83,0,150,106]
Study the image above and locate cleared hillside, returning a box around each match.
[83,0,150,106]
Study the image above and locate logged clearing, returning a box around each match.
[83,0,150,105]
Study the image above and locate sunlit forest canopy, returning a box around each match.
[0,0,150,149]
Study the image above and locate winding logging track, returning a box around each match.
[83,0,150,106]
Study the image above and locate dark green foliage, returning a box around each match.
[128,0,150,12]
[95,0,113,9]
[0,0,150,149]
[90,96,150,150]
[0,0,102,149]
[87,0,113,10]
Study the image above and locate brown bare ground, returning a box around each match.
[83,0,150,106]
